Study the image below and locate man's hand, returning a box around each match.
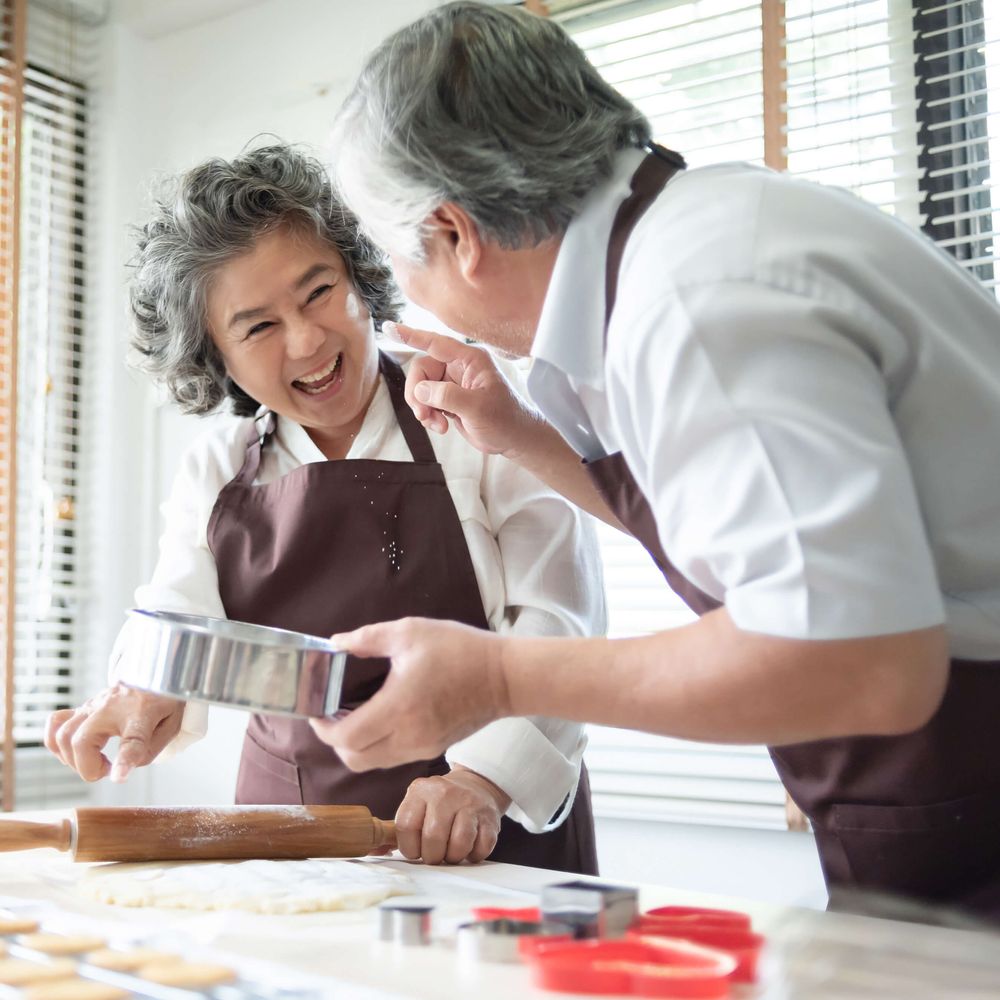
[394,767,510,865]
[310,618,510,772]
[44,685,185,783]
[393,323,542,461]
[394,323,625,528]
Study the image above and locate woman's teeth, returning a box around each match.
[294,355,342,394]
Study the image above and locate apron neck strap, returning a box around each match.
[378,350,438,463]
[236,411,276,486]
[605,143,686,338]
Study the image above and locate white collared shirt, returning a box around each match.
[530,149,1000,657]
[112,348,606,832]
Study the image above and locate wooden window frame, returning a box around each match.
[762,0,788,171]
[0,0,26,813]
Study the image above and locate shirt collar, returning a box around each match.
[531,147,647,386]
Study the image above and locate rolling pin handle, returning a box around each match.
[373,818,397,851]
[0,817,74,854]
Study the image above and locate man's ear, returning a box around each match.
[429,202,482,282]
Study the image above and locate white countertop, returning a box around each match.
[2,814,998,999]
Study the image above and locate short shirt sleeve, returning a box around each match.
[606,277,946,640]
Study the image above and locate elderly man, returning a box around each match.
[313,1,1000,915]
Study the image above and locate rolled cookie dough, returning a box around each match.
[79,858,413,914]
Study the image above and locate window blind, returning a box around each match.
[569,0,766,165]
[783,0,923,225]
[562,0,998,829]
[913,1,997,289]
[785,0,998,286]
[2,0,98,811]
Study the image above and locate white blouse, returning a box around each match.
[112,348,607,832]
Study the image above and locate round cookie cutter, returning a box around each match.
[378,901,434,946]
[119,609,348,718]
[457,918,574,964]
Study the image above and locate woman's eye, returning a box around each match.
[307,284,333,303]
[246,321,274,338]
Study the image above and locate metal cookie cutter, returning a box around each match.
[456,918,574,964]
[541,881,640,939]
[378,900,434,946]
[121,609,348,718]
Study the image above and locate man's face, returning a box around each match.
[389,248,475,337]
[389,241,543,359]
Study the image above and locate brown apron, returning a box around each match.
[208,351,598,875]
[583,145,1000,916]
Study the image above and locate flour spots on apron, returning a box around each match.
[383,509,402,571]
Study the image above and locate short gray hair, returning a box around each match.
[331,1,651,260]
[130,143,401,417]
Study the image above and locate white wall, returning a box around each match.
[83,16,168,810]
[87,0,439,806]
[84,0,827,908]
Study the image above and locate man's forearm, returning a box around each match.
[497,610,950,745]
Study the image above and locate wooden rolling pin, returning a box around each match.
[0,805,397,862]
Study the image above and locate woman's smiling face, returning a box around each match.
[206,225,380,455]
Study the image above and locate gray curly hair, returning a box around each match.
[331,1,651,260]
[129,143,402,417]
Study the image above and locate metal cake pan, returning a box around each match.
[119,609,347,718]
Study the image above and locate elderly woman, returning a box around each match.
[45,144,603,873]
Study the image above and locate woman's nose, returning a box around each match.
[285,316,325,360]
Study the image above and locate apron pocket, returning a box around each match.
[828,787,1000,901]
[235,730,303,806]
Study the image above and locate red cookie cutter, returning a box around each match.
[639,907,751,931]
[471,905,542,922]
[631,907,762,984]
[525,936,737,998]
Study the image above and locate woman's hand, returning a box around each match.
[392,323,543,461]
[44,685,185,783]
[394,766,510,865]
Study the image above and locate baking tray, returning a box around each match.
[119,609,347,718]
